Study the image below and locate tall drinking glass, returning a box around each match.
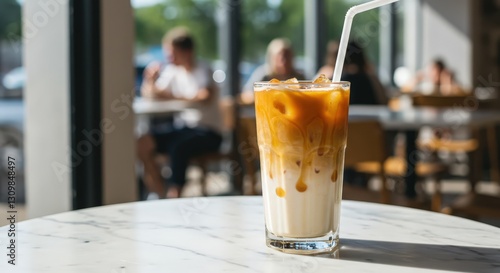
[254,81,350,254]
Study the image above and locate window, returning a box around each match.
[0,0,23,98]
[133,0,220,95]
[241,0,305,82]
[325,0,381,70]
[0,0,24,212]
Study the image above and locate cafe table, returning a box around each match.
[133,97,190,135]
[133,97,189,117]
[349,105,500,198]
[241,105,500,198]
[1,196,499,272]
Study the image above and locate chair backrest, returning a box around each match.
[219,97,236,133]
[236,116,260,194]
[345,119,387,167]
[412,94,470,108]
[238,117,259,158]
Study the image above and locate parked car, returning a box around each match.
[1,67,24,98]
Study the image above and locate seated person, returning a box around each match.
[241,38,304,104]
[137,27,223,198]
[340,41,388,105]
[329,41,388,186]
[403,59,464,95]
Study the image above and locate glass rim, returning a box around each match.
[253,80,350,87]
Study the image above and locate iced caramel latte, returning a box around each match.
[254,75,350,254]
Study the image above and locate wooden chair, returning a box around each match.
[413,94,481,190]
[412,94,480,154]
[413,94,500,217]
[344,119,446,210]
[441,192,500,219]
[344,120,390,204]
[412,94,472,108]
[237,116,260,195]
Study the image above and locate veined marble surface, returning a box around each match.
[1,197,499,272]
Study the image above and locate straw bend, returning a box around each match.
[346,0,399,19]
[332,0,400,82]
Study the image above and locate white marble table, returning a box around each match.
[1,197,500,272]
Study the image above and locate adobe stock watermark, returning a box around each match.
[178,135,260,205]
[3,0,68,54]
[349,1,403,53]
[217,0,243,12]
[281,255,320,273]
[440,72,500,131]
[178,197,211,225]
[23,0,69,41]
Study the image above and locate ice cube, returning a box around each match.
[256,115,272,143]
[271,92,288,115]
[265,78,282,92]
[313,74,331,83]
[284,77,299,83]
[283,78,300,90]
[273,101,286,114]
[272,117,303,146]
[306,117,324,146]
[271,91,299,120]
[326,91,342,118]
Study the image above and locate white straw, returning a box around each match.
[332,0,400,82]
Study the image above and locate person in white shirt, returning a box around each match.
[137,27,222,198]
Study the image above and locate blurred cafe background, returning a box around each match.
[1,0,500,226]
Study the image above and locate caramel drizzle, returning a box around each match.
[262,90,348,195]
[294,92,342,192]
[275,187,286,197]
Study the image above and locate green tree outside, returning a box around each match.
[133,0,381,66]
[135,0,218,59]
[0,0,22,41]
[326,0,381,66]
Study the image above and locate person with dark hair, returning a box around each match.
[318,41,388,187]
[429,59,463,95]
[137,27,222,199]
[404,58,463,95]
[339,41,388,105]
